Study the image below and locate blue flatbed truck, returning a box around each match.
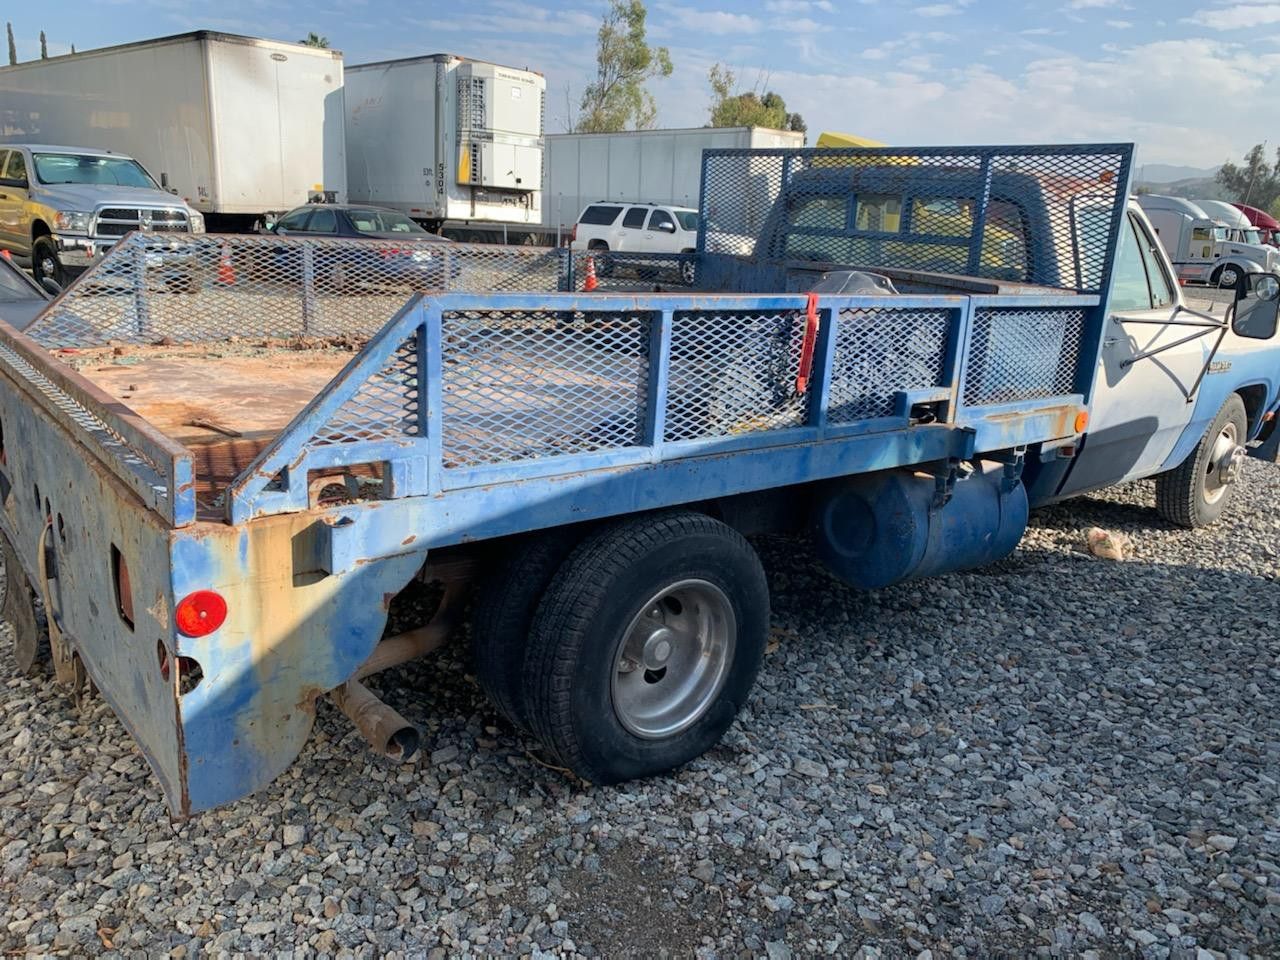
[2,143,1278,816]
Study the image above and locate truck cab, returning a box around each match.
[721,159,1280,525]
[1043,202,1280,524]
[1137,193,1278,288]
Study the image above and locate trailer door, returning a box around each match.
[209,41,343,213]
[1058,211,1206,496]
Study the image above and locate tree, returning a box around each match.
[707,64,806,135]
[576,0,672,133]
[6,23,15,66]
[1216,143,1280,211]
[39,31,47,59]
[300,32,329,48]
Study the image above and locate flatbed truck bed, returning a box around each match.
[0,144,1163,816]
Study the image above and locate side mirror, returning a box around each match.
[658,221,677,233]
[40,277,62,296]
[1232,273,1280,340]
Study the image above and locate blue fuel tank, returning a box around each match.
[813,462,1029,590]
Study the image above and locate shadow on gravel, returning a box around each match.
[1,484,1277,958]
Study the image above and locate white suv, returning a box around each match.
[571,202,699,283]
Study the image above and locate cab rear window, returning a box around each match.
[580,205,623,226]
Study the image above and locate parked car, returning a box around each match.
[0,251,51,329]
[0,144,204,287]
[263,203,457,291]
[571,202,699,284]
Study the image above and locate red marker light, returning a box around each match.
[175,590,227,637]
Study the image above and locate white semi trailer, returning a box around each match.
[0,32,347,231]
[344,55,546,243]
[543,126,805,242]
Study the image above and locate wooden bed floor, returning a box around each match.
[68,343,360,516]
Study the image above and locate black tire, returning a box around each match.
[1155,394,1247,528]
[1211,262,1244,293]
[31,236,66,289]
[470,529,582,731]
[1,531,48,677]
[523,511,769,785]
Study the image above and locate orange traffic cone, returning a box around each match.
[216,242,236,285]
[582,255,598,292]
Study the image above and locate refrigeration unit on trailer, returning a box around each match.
[344,55,546,243]
[0,31,347,231]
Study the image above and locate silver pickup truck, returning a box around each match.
[0,143,204,286]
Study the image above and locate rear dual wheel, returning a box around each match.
[471,511,768,784]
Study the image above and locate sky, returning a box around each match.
[7,0,1277,168]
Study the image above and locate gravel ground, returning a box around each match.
[2,462,1279,959]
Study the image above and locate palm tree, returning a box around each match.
[300,32,328,48]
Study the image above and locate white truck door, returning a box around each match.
[1058,210,1208,496]
[618,207,648,251]
[645,208,678,252]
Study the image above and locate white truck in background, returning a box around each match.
[344,55,546,243]
[1198,199,1264,245]
[1137,193,1279,288]
[0,32,347,232]
[544,126,804,243]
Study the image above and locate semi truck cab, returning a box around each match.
[1137,193,1279,288]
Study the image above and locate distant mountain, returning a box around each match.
[1137,176,1227,204]
[1136,163,1220,184]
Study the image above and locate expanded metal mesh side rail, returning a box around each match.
[224,291,1100,524]
[961,305,1086,407]
[0,322,194,525]
[24,233,571,349]
[697,143,1134,295]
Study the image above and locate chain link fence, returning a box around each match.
[25,233,572,349]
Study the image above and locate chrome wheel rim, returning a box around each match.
[38,256,58,280]
[1220,267,1240,287]
[1205,420,1244,504]
[680,261,696,285]
[610,579,735,739]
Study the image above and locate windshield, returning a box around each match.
[0,259,41,303]
[676,211,698,231]
[346,208,425,234]
[1244,228,1262,244]
[33,153,159,189]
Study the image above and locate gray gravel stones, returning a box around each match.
[2,461,1280,957]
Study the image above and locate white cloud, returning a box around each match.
[914,3,962,15]
[765,0,835,12]
[657,6,763,34]
[775,17,822,33]
[653,36,1269,165]
[1066,0,1119,8]
[1106,18,1134,27]
[1184,3,1280,29]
